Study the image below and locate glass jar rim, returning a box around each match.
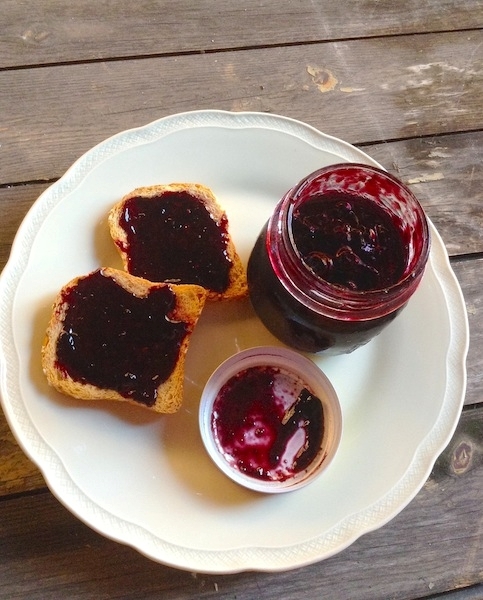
[267,163,431,321]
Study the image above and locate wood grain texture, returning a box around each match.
[1,132,482,268]
[1,1,482,596]
[0,404,481,600]
[0,430,45,495]
[367,131,483,256]
[2,30,482,184]
[426,586,483,600]
[0,184,46,266]
[452,258,483,407]
[2,0,483,68]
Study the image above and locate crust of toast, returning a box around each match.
[108,183,248,301]
[41,267,207,413]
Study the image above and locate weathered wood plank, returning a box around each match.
[0,184,48,269]
[451,258,483,408]
[1,131,483,272]
[0,426,45,496]
[2,1,481,597]
[2,0,483,69]
[427,585,483,600]
[0,405,481,599]
[0,186,50,496]
[368,131,483,257]
[2,30,482,184]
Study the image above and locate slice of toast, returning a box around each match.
[41,267,207,413]
[108,183,247,301]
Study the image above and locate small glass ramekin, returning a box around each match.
[199,346,342,493]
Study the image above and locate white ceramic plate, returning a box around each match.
[0,110,468,573]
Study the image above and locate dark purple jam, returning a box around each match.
[54,269,189,406]
[248,230,401,353]
[212,366,324,482]
[247,164,429,354]
[292,193,407,291]
[118,192,232,293]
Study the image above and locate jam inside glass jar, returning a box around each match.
[247,163,431,354]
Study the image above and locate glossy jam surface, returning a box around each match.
[55,269,189,406]
[292,193,407,291]
[247,164,430,354]
[212,366,324,481]
[118,192,232,293]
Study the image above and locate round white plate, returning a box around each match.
[0,110,468,573]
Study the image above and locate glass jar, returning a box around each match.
[247,163,431,354]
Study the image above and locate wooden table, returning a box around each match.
[1,2,482,598]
